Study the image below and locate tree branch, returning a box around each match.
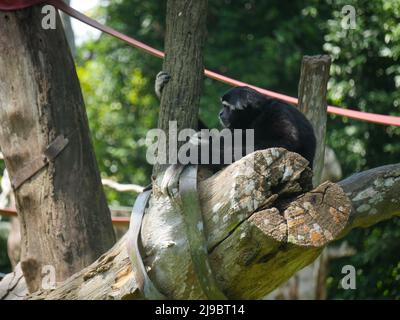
[101,179,144,193]
[339,163,400,237]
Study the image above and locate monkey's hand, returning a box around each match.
[155,71,171,99]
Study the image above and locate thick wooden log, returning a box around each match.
[0,7,115,292]
[21,148,353,300]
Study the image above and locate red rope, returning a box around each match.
[1,0,400,126]
[0,208,17,218]
[0,0,44,10]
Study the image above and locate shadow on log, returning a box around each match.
[6,148,352,300]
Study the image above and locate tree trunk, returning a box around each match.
[153,0,208,175]
[0,7,115,292]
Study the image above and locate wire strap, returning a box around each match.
[177,165,227,299]
[163,164,227,300]
[126,190,166,299]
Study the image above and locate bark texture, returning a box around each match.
[0,7,115,292]
[339,163,400,236]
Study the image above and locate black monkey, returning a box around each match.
[155,72,316,169]
[220,86,316,167]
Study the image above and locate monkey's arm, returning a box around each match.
[154,71,208,131]
[155,71,171,100]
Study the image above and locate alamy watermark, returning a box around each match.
[145,121,255,166]
[341,5,356,30]
[41,5,57,30]
[340,264,356,290]
[41,265,56,290]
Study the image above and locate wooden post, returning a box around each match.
[0,7,115,292]
[296,54,331,299]
[297,55,331,186]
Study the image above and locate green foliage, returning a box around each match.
[322,0,400,299]
[203,0,331,126]
[324,0,400,176]
[0,221,11,274]
[0,157,10,273]
[77,58,157,205]
[327,218,400,299]
[75,0,400,298]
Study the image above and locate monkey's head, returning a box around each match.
[219,86,264,129]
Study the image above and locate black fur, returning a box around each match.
[220,86,316,167]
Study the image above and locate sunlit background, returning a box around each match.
[70,0,101,45]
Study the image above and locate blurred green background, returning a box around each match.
[1,0,399,298]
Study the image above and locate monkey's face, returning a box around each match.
[219,87,248,128]
[219,86,264,129]
[219,102,256,129]
[219,104,232,128]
